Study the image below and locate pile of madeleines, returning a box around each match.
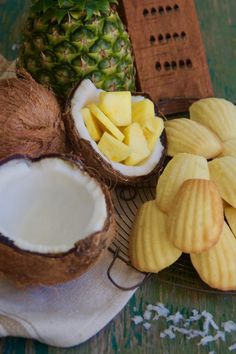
[129,97,236,291]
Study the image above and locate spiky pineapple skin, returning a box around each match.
[19,5,136,100]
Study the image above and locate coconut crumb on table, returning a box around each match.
[143,310,152,321]
[222,321,236,333]
[143,322,152,330]
[229,343,236,351]
[131,315,143,325]
[131,302,236,352]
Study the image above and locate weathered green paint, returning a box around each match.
[195,0,236,102]
[0,0,29,60]
[2,338,25,354]
[0,0,236,353]
[34,341,49,354]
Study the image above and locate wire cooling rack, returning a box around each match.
[108,180,236,295]
[108,99,236,295]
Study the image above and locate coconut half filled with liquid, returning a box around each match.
[0,155,115,287]
[65,80,166,185]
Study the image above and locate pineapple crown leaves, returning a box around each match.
[31,0,118,22]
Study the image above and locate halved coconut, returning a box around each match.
[0,155,115,287]
[64,80,166,184]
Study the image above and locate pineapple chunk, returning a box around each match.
[132,99,155,126]
[124,123,150,166]
[99,91,132,126]
[88,103,124,141]
[81,108,102,142]
[98,132,131,162]
[143,117,164,151]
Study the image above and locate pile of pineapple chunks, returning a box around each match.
[81,92,164,166]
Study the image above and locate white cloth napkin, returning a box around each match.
[0,250,143,347]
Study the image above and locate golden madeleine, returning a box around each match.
[129,200,181,273]
[209,156,236,208]
[156,153,209,213]
[165,118,223,158]
[225,206,236,237]
[191,222,236,291]
[190,98,236,141]
[167,179,223,253]
[218,139,236,158]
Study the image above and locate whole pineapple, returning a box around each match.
[19,0,136,100]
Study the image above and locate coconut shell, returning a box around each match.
[0,70,66,160]
[66,133,167,185]
[0,154,116,287]
[64,87,167,185]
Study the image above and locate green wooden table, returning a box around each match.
[0,1,236,353]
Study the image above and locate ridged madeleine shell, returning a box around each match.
[218,139,236,158]
[191,222,236,291]
[208,156,236,208]
[190,98,236,141]
[167,179,224,253]
[165,118,223,158]
[156,153,209,213]
[225,206,236,237]
[129,200,181,273]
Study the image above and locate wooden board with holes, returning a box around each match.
[119,0,213,113]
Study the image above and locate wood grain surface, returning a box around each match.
[0,0,236,353]
[121,0,213,111]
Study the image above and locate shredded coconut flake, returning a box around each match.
[143,322,151,330]
[167,311,184,324]
[146,304,154,311]
[143,310,152,321]
[154,303,170,317]
[229,343,236,351]
[198,335,215,346]
[214,330,225,342]
[185,310,202,323]
[186,329,206,340]
[202,311,219,332]
[131,302,235,352]
[192,309,199,316]
[131,315,143,325]
[171,326,189,335]
[222,321,236,333]
[160,328,176,339]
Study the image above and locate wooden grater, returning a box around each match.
[119,0,213,114]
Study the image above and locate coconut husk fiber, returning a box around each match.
[0,70,66,159]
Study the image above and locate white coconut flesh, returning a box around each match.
[71,79,165,177]
[0,158,107,254]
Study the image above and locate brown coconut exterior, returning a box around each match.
[0,70,66,160]
[64,88,167,185]
[0,154,116,287]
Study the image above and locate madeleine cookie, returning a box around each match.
[167,179,223,253]
[191,223,236,291]
[190,98,236,141]
[225,206,236,237]
[218,139,236,158]
[165,118,223,158]
[156,153,209,213]
[209,156,236,208]
[129,200,181,273]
